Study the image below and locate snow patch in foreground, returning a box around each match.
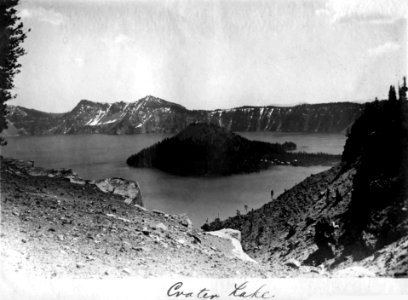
[206,229,256,263]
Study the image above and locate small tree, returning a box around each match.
[388,85,397,102]
[399,77,407,101]
[0,0,28,145]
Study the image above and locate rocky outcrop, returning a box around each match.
[1,156,143,207]
[93,178,143,206]
[6,96,363,136]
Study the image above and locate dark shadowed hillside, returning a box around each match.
[6,106,63,135]
[337,98,408,260]
[126,123,340,176]
[205,97,408,276]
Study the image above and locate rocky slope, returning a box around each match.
[1,156,299,279]
[127,123,340,176]
[6,96,363,135]
[205,99,408,277]
[2,155,398,279]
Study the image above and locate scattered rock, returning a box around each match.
[122,268,132,275]
[86,255,95,261]
[6,158,34,169]
[132,247,144,252]
[76,263,85,269]
[120,242,132,252]
[155,223,168,231]
[285,259,301,269]
[134,204,147,212]
[177,214,193,229]
[177,238,186,245]
[142,228,150,236]
[68,177,86,185]
[27,167,49,177]
[187,232,202,244]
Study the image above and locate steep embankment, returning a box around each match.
[6,96,363,135]
[205,165,355,265]
[205,99,408,277]
[127,123,340,176]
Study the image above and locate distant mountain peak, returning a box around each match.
[143,95,159,101]
[75,99,112,110]
[135,95,187,112]
[139,95,169,104]
[77,99,98,106]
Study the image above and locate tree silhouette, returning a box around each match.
[398,77,407,101]
[388,85,397,102]
[0,0,28,145]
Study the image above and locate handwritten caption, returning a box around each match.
[167,281,274,299]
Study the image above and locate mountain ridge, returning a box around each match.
[6,95,364,135]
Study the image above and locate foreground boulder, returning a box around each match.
[94,178,143,206]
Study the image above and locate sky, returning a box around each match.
[11,0,408,112]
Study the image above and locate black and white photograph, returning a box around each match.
[1,0,407,299]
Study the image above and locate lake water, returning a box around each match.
[1,132,346,227]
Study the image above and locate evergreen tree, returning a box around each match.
[0,0,28,145]
[388,85,397,102]
[398,77,407,101]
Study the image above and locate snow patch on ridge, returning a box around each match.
[99,119,117,125]
[86,110,105,126]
